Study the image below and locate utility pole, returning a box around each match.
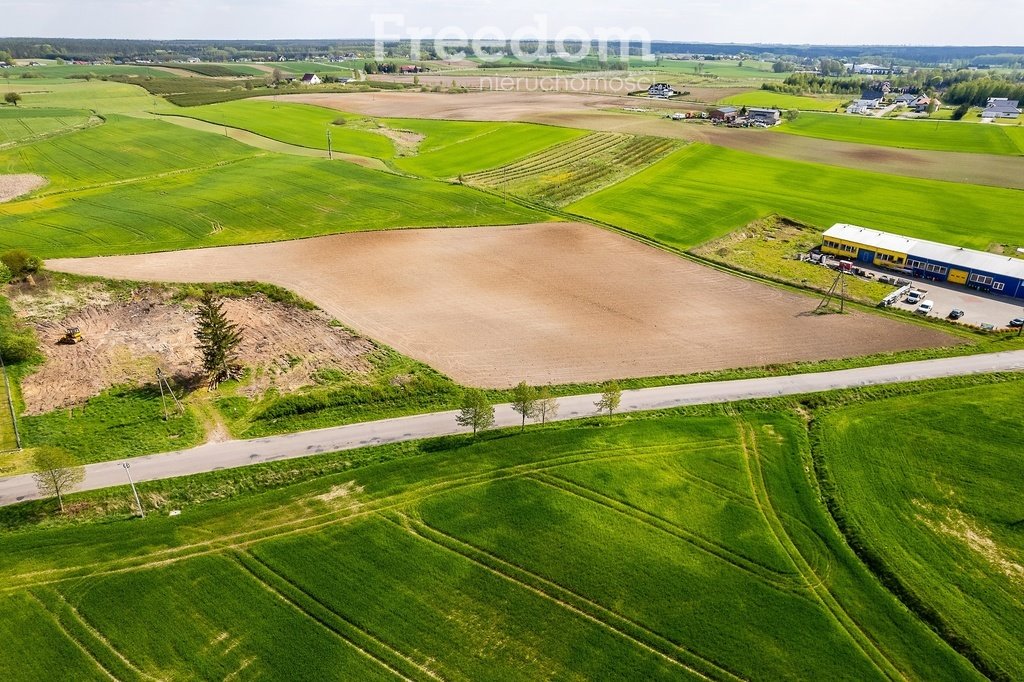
[327,128,333,160]
[155,369,184,420]
[122,463,144,518]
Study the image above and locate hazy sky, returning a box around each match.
[2,0,1022,45]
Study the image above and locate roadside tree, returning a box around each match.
[456,389,495,435]
[32,447,85,513]
[509,381,537,431]
[595,381,622,416]
[535,386,559,424]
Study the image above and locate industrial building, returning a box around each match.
[821,224,1024,299]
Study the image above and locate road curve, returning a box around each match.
[2,350,1022,506]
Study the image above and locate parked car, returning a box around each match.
[1010,318,1024,328]
[948,309,965,320]
[916,300,934,315]
[906,290,924,304]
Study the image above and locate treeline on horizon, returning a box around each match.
[764,67,1024,105]
[1,37,1023,66]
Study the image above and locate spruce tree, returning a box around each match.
[194,292,242,389]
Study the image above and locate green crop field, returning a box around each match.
[0,107,93,146]
[568,143,1024,250]
[0,413,982,679]
[0,115,257,193]
[173,100,396,159]
[721,90,846,111]
[635,59,792,80]
[816,381,1024,679]
[0,112,545,257]
[777,112,1024,155]
[385,118,588,178]
[1,79,171,115]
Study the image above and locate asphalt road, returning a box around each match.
[3,350,1023,507]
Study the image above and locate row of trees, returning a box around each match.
[455,381,622,436]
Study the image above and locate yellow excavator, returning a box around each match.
[58,326,83,345]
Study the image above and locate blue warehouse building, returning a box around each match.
[821,224,1024,299]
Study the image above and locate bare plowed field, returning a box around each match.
[0,174,45,203]
[49,223,958,388]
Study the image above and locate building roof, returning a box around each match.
[823,224,1024,280]
[300,73,318,81]
[748,108,780,115]
[714,106,738,114]
[861,90,886,101]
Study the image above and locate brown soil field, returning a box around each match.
[0,174,46,203]
[369,74,743,101]
[15,289,374,414]
[276,92,1024,189]
[48,223,959,388]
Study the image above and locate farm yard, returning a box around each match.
[49,223,959,388]
[0,411,986,680]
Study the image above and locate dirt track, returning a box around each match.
[278,91,1024,189]
[48,223,958,388]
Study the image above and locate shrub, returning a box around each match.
[0,250,41,278]
[0,263,10,284]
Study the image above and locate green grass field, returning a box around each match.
[721,90,846,111]
[0,115,257,193]
[635,59,792,80]
[777,112,1024,155]
[386,119,587,178]
[0,79,171,115]
[0,112,546,257]
[817,381,1024,679]
[0,413,982,679]
[568,143,1024,250]
[173,100,396,159]
[0,107,93,146]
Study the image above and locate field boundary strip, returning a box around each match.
[232,550,436,681]
[737,421,906,681]
[386,512,744,682]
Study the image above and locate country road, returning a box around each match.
[2,350,1022,506]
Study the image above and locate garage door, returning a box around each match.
[948,269,968,285]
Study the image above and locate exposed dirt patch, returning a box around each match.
[15,289,376,414]
[316,480,364,503]
[0,174,46,203]
[918,502,1024,584]
[371,124,424,156]
[48,223,960,388]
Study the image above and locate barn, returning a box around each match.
[821,224,1024,299]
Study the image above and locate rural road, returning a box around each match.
[2,350,1023,506]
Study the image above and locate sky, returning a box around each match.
[1,0,1022,46]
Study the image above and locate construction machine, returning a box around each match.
[58,327,83,345]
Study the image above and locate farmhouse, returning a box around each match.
[748,108,781,126]
[648,83,676,98]
[709,106,738,122]
[981,98,1021,119]
[822,224,1024,299]
[300,73,322,85]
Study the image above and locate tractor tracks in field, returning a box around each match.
[737,419,907,681]
[385,512,745,682]
[232,550,438,682]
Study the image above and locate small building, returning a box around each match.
[981,98,1021,119]
[893,93,918,107]
[399,64,424,74]
[709,106,738,122]
[648,83,676,98]
[853,63,890,75]
[300,73,321,85]
[747,108,781,126]
[821,224,1024,299]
